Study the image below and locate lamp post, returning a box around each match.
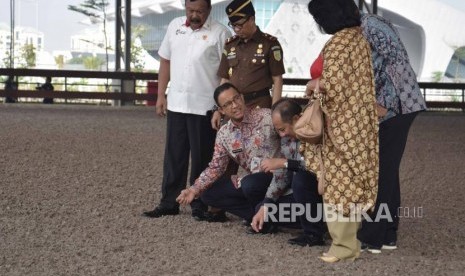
[10,0,15,68]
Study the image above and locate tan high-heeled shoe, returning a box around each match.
[319,253,340,263]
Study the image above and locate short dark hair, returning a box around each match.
[307,0,360,34]
[271,98,302,124]
[186,0,211,8]
[213,82,240,105]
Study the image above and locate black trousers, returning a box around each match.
[291,170,327,238]
[159,110,216,210]
[201,172,273,221]
[358,112,419,247]
[251,171,325,235]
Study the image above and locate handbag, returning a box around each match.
[293,79,324,144]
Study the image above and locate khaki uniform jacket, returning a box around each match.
[217,28,285,96]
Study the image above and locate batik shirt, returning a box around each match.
[361,13,426,122]
[266,137,305,202]
[301,27,379,215]
[192,108,284,200]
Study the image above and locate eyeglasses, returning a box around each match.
[228,16,250,30]
[220,94,242,109]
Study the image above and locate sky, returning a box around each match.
[0,0,464,52]
[440,0,465,10]
[0,0,110,52]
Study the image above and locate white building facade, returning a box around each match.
[0,23,45,66]
[124,0,465,81]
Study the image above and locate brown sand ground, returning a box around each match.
[0,104,464,276]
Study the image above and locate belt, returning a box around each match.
[243,89,270,101]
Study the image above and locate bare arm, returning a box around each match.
[271,75,283,105]
[305,78,324,97]
[156,58,170,117]
[260,158,287,172]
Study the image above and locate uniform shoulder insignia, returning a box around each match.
[263,33,277,41]
[226,35,239,44]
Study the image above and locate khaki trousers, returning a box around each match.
[324,204,361,260]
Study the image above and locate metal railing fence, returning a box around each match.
[0,69,464,111]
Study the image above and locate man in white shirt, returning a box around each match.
[143,0,231,220]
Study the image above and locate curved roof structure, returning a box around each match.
[122,0,465,81]
[377,0,465,80]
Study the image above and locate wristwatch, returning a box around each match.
[284,160,288,169]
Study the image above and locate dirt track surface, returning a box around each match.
[1,104,464,276]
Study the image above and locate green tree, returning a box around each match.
[68,0,110,70]
[130,25,148,72]
[83,55,105,70]
[431,71,443,82]
[19,43,36,68]
[1,50,11,68]
[67,56,85,64]
[55,55,64,69]
[130,43,145,72]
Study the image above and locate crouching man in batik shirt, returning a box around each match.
[177,82,288,234]
[249,99,327,242]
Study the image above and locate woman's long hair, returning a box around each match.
[308,0,360,34]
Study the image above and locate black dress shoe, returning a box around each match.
[287,234,325,247]
[246,223,279,235]
[205,211,229,223]
[143,206,179,218]
[191,208,208,221]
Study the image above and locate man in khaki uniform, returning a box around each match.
[212,0,285,130]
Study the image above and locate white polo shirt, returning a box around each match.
[158,16,231,116]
